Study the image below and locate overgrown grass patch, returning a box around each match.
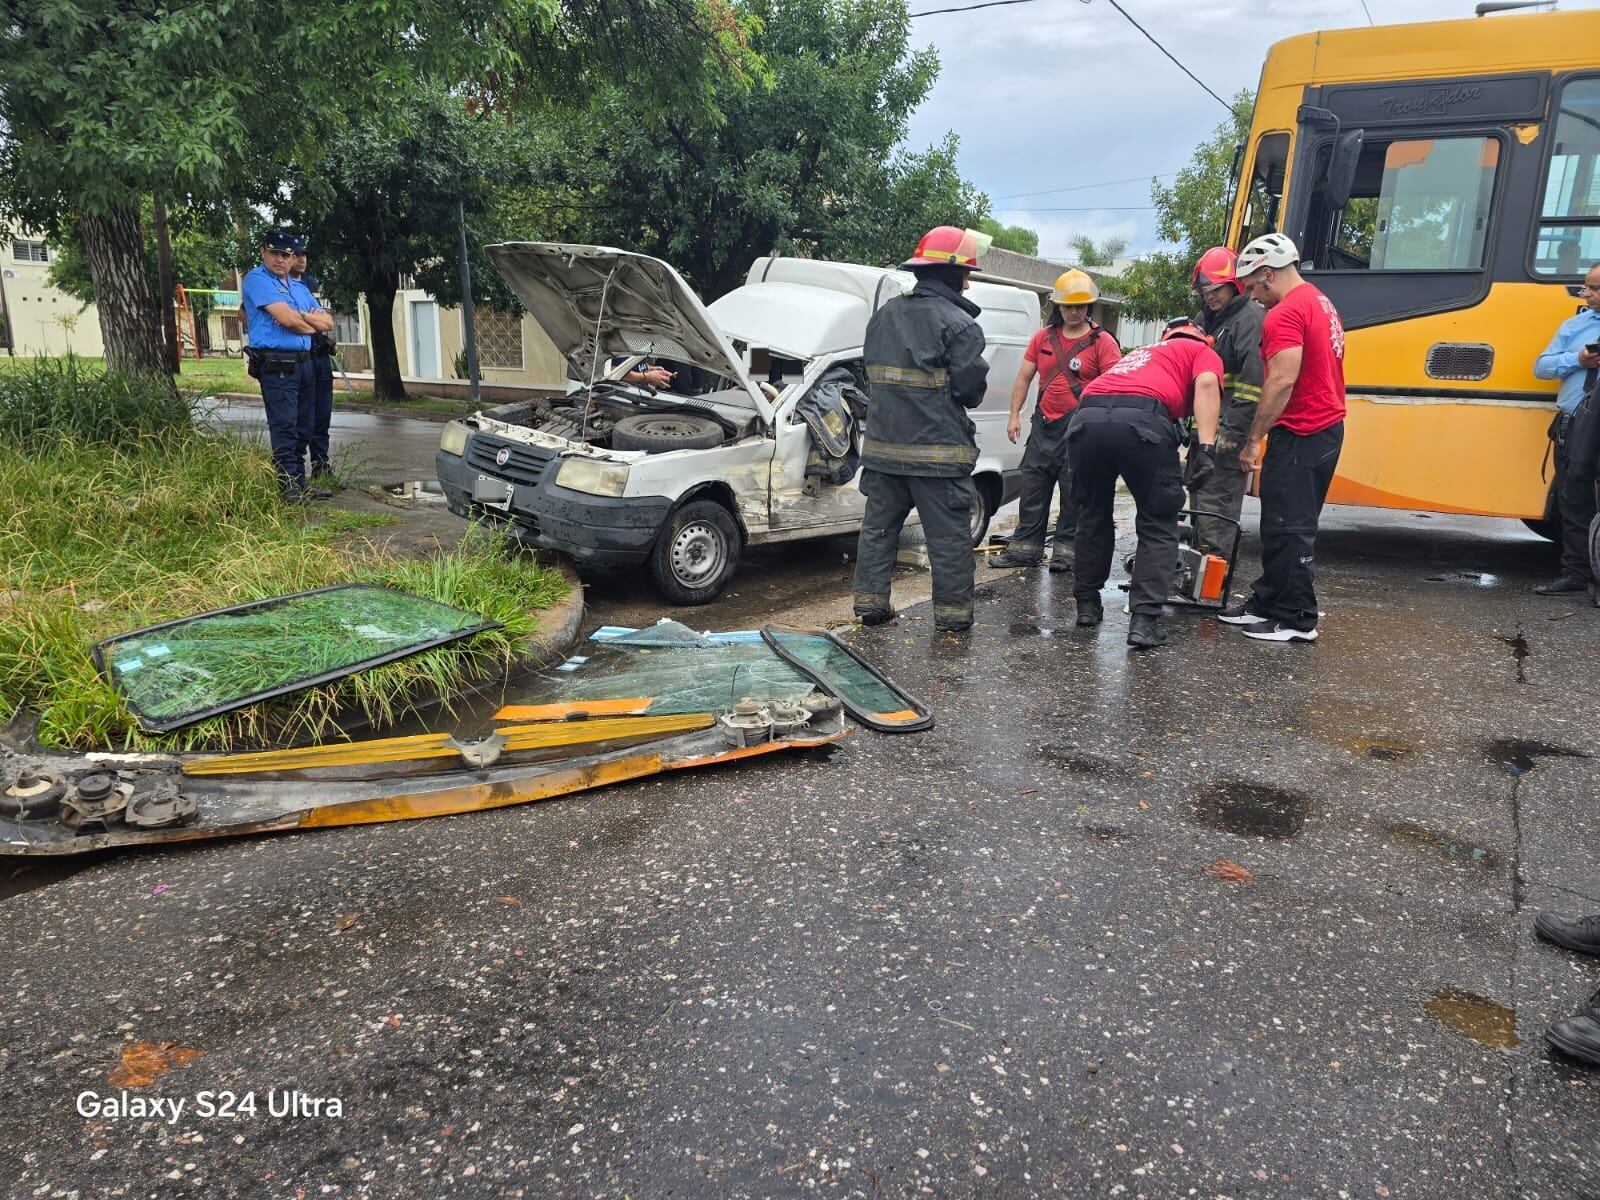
[1,424,566,752]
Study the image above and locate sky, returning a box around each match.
[901,0,1596,262]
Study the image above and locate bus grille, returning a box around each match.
[466,434,554,487]
[1425,343,1494,382]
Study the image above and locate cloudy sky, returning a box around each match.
[902,0,1596,262]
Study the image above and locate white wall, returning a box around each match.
[0,237,105,357]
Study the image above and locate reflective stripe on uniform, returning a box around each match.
[867,364,950,389]
[853,590,893,612]
[1231,383,1262,401]
[933,601,974,622]
[861,437,978,467]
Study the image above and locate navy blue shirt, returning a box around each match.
[242,264,313,351]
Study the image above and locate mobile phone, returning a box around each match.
[1587,342,1600,354]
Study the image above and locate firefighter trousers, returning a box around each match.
[853,469,976,630]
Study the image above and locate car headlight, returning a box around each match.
[439,420,471,457]
[555,457,630,498]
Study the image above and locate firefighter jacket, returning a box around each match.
[1196,292,1265,415]
[860,277,990,477]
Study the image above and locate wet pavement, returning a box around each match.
[5,412,1600,1196]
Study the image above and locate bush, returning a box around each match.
[0,355,196,447]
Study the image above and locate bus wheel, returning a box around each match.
[1522,517,1559,542]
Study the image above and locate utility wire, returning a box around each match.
[994,171,1179,200]
[1102,0,1232,113]
[1357,0,1375,24]
[992,205,1155,212]
[908,0,1040,14]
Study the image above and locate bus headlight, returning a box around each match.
[555,457,629,498]
[439,420,471,457]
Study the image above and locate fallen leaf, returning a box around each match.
[1137,800,1151,810]
[496,896,521,906]
[108,1041,203,1088]
[334,913,358,931]
[1204,858,1255,884]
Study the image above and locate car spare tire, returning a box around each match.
[611,413,725,453]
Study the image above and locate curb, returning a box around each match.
[519,558,586,672]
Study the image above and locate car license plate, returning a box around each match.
[472,475,514,510]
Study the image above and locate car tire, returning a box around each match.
[969,477,996,547]
[648,499,741,605]
[612,413,725,453]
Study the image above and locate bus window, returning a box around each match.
[1240,133,1289,246]
[1303,135,1500,272]
[1534,76,1600,277]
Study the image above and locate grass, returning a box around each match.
[0,359,567,752]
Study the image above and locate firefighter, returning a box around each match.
[853,226,991,633]
[1187,247,1264,556]
[991,269,1121,571]
[1068,320,1223,649]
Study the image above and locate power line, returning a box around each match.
[908,0,1040,14]
[1357,0,1375,24]
[993,171,1179,200]
[1102,0,1232,113]
[992,205,1155,212]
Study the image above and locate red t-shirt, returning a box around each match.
[1080,339,1225,420]
[1024,325,1120,420]
[1261,282,1346,435]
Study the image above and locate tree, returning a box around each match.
[0,1,548,375]
[979,218,1039,257]
[1119,91,1255,323]
[1067,234,1127,267]
[526,0,987,299]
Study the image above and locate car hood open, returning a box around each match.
[484,242,771,423]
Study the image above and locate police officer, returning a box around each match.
[1186,247,1264,556]
[289,244,336,492]
[853,226,991,633]
[991,269,1121,571]
[241,229,334,502]
[1068,321,1223,648]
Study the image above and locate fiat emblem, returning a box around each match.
[495,447,511,467]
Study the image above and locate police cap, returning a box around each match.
[260,228,305,254]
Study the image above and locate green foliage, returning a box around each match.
[525,0,988,298]
[0,355,196,446]
[1067,234,1127,267]
[1119,91,1255,323]
[46,201,244,317]
[0,423,567,751]
[979,218,1039,257]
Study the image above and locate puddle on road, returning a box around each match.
[1079,824,1135,842]
[1380,820,1501,870]
[1425,988,1519,1052]
[1483,738,1587,777]
[1039,745,1115,775]
[1008,622,1058,639]
[1495,632,1530,685]
[1423,571,1499,586]
[1192,781,1311,840]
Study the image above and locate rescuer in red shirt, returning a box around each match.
[1222,232,1347,644]
[991,269,1121,571]
[1069,320,1223,648]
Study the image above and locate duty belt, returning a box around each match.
[1078,393,1167,417]
[249,349,311,363]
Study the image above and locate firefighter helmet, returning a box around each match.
[1050,269,1099,306]
[902,226,990,270]
[1161,317,1214,346]
[1191,246,1240,293]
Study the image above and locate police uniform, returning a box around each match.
[1190,292,1264,553]
[853,275,990,631]
[241,230,320,498]
[292,264,335,479]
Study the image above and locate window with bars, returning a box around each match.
[473,307,523,369]
[12,239,49,264]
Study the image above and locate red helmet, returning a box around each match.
[1161,317,1214,346]
[902,226,989,270]
[1191,246,1240,293]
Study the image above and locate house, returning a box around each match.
[976,246,1167,348]
[0,234,105,357]
[362,285,566,390]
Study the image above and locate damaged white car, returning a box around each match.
[436,243,1040,604]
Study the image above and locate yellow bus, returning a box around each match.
[1229,6,1600,534]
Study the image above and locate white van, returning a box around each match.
[435,243,1040,604]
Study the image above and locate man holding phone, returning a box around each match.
[1533,263,1600,596]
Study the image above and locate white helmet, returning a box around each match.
[1236,232,1300,277]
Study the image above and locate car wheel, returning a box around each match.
[648,499,741,605]
[612,413,725,453]
[969,478,995,547]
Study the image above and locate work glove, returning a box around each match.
[1183,444,1216,492]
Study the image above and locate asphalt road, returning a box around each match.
[8,409,1599,1197]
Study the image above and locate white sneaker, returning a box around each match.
[1216,602,1263,626]
[1241,619,1318,643]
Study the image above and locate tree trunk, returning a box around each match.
[79,205,168,376]
[151,196,179,374]
[366,273,406,400]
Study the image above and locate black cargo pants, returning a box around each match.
[1248,422,1344,631]
[1191,399,1256,555]
[853,469,976,629]
[1555,398,1600,582]
[1067,395,1185,617]
[1008,408,1076,562]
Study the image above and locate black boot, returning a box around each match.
[989,546,1042,569]
[1127,613,1167,649]
[1535,912,1600,957]
[1547,1010,1600,1067]
[857,608,897,627]
[1075,597,1103,627]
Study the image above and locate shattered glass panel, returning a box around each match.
[525,636,814,715]
[761,628,932,730]
[93,585,498,733]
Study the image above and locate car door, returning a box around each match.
[765,355,870,537]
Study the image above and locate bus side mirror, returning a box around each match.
[1323,129,1365,212]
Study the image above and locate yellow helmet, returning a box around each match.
[1050,269,1098,306]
